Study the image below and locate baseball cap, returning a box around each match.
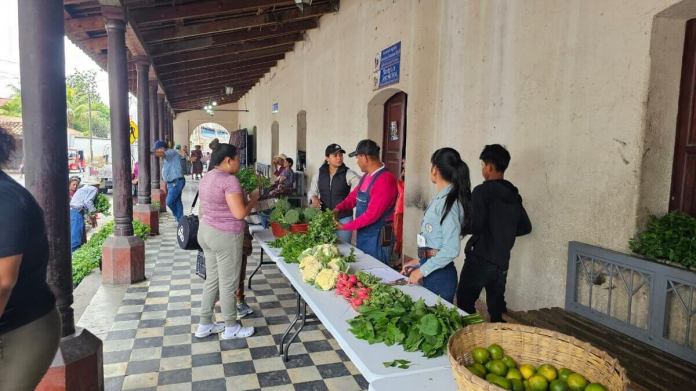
[348,139,380,157]
[325,143,346,156]
[151,140,167,152]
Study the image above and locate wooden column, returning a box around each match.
[19,1,102,389]
[133,58,158,234]
[101,9,145,285]
[149,80,165,212]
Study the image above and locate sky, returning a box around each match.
[0,0,135,116]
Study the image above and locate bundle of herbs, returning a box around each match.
[347,272,484,358]
[269,209,339,262]
[237,167,271,194]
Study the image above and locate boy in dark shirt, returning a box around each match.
[456,144,532,322]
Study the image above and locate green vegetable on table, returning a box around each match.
[383,359,412,369]
[348,273,484,358]
[269,209,339,262]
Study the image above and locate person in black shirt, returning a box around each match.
[456,144,532,322]
[0,126,61,389]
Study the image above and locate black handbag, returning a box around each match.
[177,192,201,250]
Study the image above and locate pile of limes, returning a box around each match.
[466,344,608,391]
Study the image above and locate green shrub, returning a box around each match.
[94,193,111,216]
[72,220,151,286]
[629,212,696,269]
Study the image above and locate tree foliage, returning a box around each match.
[66,70,111,138]
[0,85,22,117]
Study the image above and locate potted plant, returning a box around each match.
[629,211,696,270]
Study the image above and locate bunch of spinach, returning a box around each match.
[237,167,271,193]
[308,209,338,244]
[348,276,484,358]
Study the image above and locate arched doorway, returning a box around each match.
[297,110,307,171]
[271,121,279,161]
[367,89,408,263]
[190,122,230,152]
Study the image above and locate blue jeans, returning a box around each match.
[337,216,353,244]
[70,208,85,252]
[421,259,457,304]
[166,178,185,221]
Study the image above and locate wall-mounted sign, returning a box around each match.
[373,41,401,90]
[272,102,279,113]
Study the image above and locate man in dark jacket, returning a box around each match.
[456,144,532,322]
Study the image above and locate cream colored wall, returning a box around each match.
[236,0,685,311]
[173,102,239,147]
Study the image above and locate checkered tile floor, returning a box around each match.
[102,214,368,391]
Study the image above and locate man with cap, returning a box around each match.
[152,140,186,221]
[334,139,398,263]
[307,144,361,243]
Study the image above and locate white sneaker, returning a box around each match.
[194,323,225,338]
[220,323,255,340]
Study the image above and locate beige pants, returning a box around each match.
[198,222,243,326]
[0,307,61,391]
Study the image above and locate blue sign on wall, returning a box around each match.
[378,42,401,89]
[271,102,279,113]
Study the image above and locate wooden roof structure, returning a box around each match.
[63,0,339,113]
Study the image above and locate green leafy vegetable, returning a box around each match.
[629,212,696,269]
[237,167,271,193]
[383,359,411,369]
[348,273,485,358]
[269,209,340,262]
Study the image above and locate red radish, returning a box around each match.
[351,298,363,308]
[348,275,357,285]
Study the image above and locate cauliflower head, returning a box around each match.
[327,257,348,273]
[299,255,320,270]
[314,268,339,291]
[301,263,322,283]
[320,244,339,258]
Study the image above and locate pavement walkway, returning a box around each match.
[77,181,367,391]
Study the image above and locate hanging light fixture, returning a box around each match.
[294,0,312,11]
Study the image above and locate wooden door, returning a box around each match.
[382,92,407,177]
[671,19,696,217]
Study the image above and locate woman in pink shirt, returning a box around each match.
[195,143,260,340]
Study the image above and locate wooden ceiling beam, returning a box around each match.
[153,34,300,66]
[172,94,249,110]
[130,0,295,25]
[141,3,333,43]
[64,15,105,33]
[159,59,278,81]
[170,82,257,99]
[78,36,109,53]
[155,47,288,74]
[148,19,316,57]
[169,76,263,96]
[166,69,270,88]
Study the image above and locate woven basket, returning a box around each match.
[448,323,629,391]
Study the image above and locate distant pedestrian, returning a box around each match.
[0,125,60,390]
[456,145,532,322]
[152,140,186,221]
[191,145,203,180]
[69,179,98,252]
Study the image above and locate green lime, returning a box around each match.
[549,379,569,391]
[537,364,558,382]
[472,347,491,364]
[506,368,523,381]
[486,373,512,390]
[584,383,607,391]
[566,373,588,391]
[488,343,505,360]
[467,362,487,378]
[510,378,524,391]
[558,368,572,382]
[528,374,549,391]
[519,364,536,380]
[502,355,518,369]
[488,359,509,377]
